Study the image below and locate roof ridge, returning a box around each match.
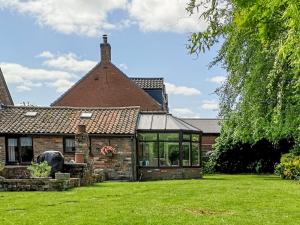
[5,105,141,110]
[130,77,164,80]
[50,62,100,106]
[173,116,202,132]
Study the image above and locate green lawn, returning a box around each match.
[0,175,299,225]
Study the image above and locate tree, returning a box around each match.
[187,0,300,154]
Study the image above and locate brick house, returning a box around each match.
[0,106,140,180]
[0,106,202,180]
[0,35,221,180]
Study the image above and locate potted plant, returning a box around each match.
[100,145,116,157]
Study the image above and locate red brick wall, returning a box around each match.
[33,136,63,159]
[91,137,134,180]
[52,62,162,111]
[201,134,219,153]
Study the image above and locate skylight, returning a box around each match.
[80,112,92,119]
[25,112,37,117]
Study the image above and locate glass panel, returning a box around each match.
[8,138,18,163]
[20,137,33,163]
[183,134,191,141]
[192,134,200,142]
[138,133,157,141]
[159,142,179,167]
[65,138,75,153]
[182,142,191,166]
[138,142,158,167]
[192,143,200,166]
[159,133,179,141]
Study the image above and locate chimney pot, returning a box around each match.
[100,34,111,62]
[103,34,107,43]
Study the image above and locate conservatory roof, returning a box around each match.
[137,113,201,132]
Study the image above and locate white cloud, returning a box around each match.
[0,0,128,37]
[165,82,201,96]
[171,108,200,118]
[41,52,97,73]
[128,0,207,32]
[201,100,219,110]
[208,76,226,84]
[0,62,76,92]
[16,85,31,92]
[37,51,54,59]
[48,79,75,93]
[0,0,209,35]
[119,63,128,70]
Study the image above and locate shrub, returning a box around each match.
[275,154,300,180]
[28,161,51,178]
[213,139,293,174]
[202,151,217,174]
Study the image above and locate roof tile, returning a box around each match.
[130,77,164,89]
[0,106,140,135]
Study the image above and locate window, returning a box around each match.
[7,137,33,164]
[80,112,92,119]
[138,142,158,167]
[137,132,201,168]
[159,142,179,166]
[20,137,33,163]
[192,143,200,166]
[159,133,179,141]
[138,133,157,141]
[7,138,18,163]
[25,112,37,117]
[64,138,75,153]
[182,142,191,166]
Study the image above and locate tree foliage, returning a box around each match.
[187,0,300,152]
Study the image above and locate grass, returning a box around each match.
[0,175,299,225]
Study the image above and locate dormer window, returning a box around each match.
[25,112,37,117]
[80,112,92,119]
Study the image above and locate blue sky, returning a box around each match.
[0,0,226,118]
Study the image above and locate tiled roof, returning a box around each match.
[181,118,221,134]
[0,68,13,105]
[138,113,201,132]
[0,106,140,135]
[130,78,164,89]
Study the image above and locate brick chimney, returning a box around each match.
[100,34,111,62]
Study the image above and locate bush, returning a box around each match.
[213,139,293,174]
[202,151,217,174]
[275,154,300,180]
[28,161,51,178]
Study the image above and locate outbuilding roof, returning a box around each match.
[130,78,164,89]
[138,113,201,132]
[182,118,221,134]
[0,68,14,106]
[0,106,140,135]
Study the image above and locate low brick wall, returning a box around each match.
[64,163,97,185]
[138,168,202,181]
[0,166,31,179]
[0,177,80,191]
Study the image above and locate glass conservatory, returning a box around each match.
[137,113,203,180]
